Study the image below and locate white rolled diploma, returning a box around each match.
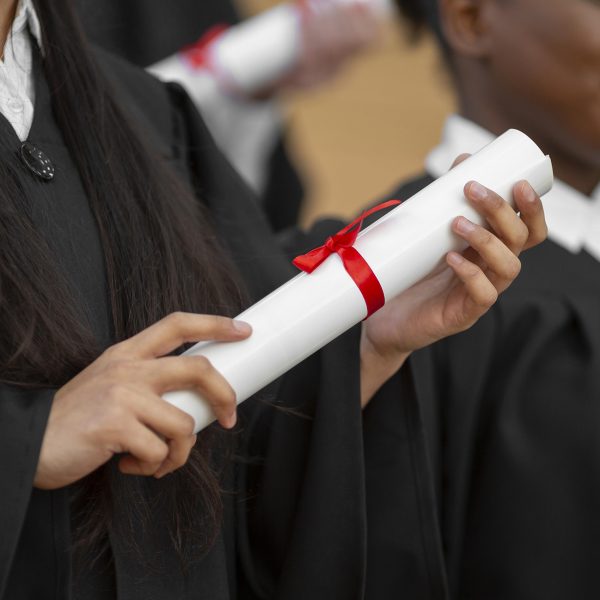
[164,129,553,433]
[209,0,394,94]
[149,1,394,96]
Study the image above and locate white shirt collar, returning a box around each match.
[426,114,600,261]
[0,0,43,141]
[11,0,43,50]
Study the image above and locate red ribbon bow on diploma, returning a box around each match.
[293,200,401,318]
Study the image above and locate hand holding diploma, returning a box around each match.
[272,0,382,93]
[34,132,551,485]
[359,175,547,405]
[164,130,553,432]
[35,176,542,487]
[34,315,251,489]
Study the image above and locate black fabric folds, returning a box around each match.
[393,173,600,600]
[0,387,55,598]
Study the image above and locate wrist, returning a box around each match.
[360,324,410,408]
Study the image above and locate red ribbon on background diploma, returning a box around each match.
[181,24,229,71]
[293,200,401,318]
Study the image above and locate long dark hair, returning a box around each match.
[0,0,244,564]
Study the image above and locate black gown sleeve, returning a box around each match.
[362,362,448,600]
[0,386,54,597]
[410,308,501,595]
[412,242,600,600]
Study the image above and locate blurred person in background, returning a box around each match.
[376,0,600,598]
[76,0,382,231]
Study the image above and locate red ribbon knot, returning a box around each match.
[293,199,401,318]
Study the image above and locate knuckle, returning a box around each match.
[210,314,232,333]
[464,263,482,280]
[105,359,138,381]
[477,228,495,247]
[102,405,131,435]
[209,314,223,326]
[101,344,122,361]
[103,383,126,408]
[90,395,130,439]
[477,288,498,308]
[514,225,529,248]
[504,257,522,281]
[191,355,212,374]
[182,412,196,435]
[212,386,237,409]
[169,447,190,470]
[449,312,471,334]
[173,411,195,437]
[165,311,188,332]
[486,192,504,211]
[147,443,169,464]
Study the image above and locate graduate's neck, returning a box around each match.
[0,0,18,61]
[456,75,600,197]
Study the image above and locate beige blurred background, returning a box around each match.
[240,0,457,224]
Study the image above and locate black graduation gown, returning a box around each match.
[0,52,445,599]
[75,0,305,233]
[76,0,240,66]
[392,174,600,600]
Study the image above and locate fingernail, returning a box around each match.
[233,320,251,334]
[468,181,488,202]
[447,252,465,266]
[521,181,537,203]
[455,217,476,235]
[222,412,237,430]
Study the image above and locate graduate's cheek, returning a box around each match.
[488,0,600,166]
[535,0,600,161]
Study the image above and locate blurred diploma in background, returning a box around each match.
[240,0,456,224]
